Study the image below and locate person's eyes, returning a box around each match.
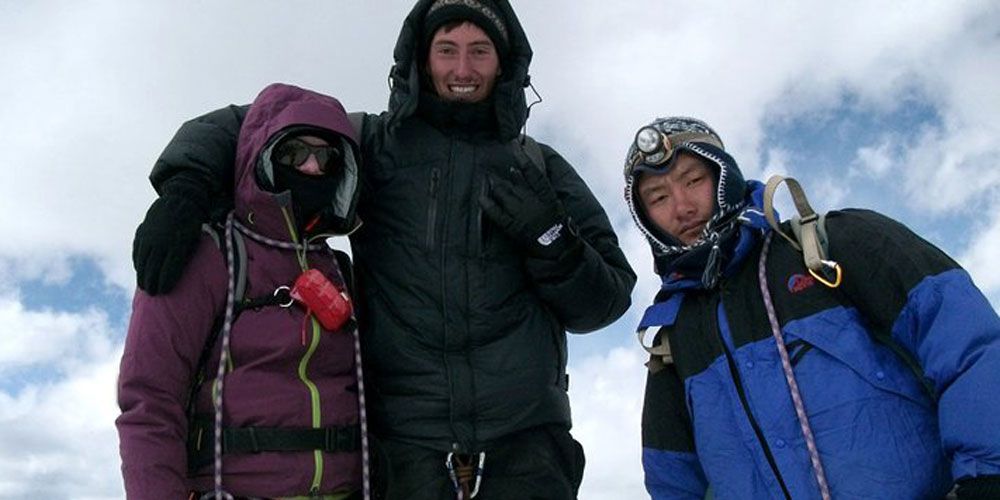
[649,193,668,205]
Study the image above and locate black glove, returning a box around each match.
[479,155,580,260]
[132,176,211,295]
[957,475,1000,500]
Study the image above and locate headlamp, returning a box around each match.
[625,128,724,177]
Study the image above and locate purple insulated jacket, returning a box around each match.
[117,83,362,498]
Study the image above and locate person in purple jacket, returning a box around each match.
[116,83,367,500]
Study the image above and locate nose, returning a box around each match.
[454,52,473,78]
[672,187,696,215]
[297,154,325,176]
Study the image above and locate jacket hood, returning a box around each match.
[234,83,361,240]
[623,117,754,285]
[386,0,533,140]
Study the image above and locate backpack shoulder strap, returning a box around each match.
[347,112,366,141]
[333,249,354,297]
[762,176,936,400]
[511,134,547,174]
[763,175,840,288]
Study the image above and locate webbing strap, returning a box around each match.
[763,175,826,273]
[190,421,361,466]
[513,135,546,174]
[223,425,361,454]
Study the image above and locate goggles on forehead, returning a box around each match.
[625,127,723,177]
[272,138,344,173]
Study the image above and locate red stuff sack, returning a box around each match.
[290,269,353,332]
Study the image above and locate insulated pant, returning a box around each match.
[371,425,585,500]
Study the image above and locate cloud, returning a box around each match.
[0,294,117,373]
[960,208,1000,308]
[569,347,649,500]
[1,0,999,498]
[0,291,124,499]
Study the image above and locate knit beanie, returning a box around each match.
[423,0,510,62]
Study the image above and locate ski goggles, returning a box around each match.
[272,137,343,173]
[624,127,723,177]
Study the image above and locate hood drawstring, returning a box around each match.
[701,233,723,289]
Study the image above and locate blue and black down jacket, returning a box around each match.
[640,209,1000,499]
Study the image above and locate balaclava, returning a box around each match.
[624,117,750,286]
[422,0,510,62]
[258,127,341,234]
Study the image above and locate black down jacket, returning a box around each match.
[149,0,636,453]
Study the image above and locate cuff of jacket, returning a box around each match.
[957,475,1000,500]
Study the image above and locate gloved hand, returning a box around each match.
[132,176,211,295]
[479,155,580,260]
[957,475,1000,500]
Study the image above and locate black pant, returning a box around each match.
[371,426,585,500]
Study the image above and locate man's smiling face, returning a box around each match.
[426,21,500,103]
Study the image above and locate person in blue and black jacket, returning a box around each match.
[624,116,1000,500]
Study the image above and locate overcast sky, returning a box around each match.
[1,1,998,498]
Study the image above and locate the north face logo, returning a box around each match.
[787,274,816,293]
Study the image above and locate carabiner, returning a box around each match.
[274,285,294,307]
[808,260,842,288]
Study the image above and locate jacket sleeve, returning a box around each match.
[116,238,226,498]
[149,104,249,208]
[642,353,708,499]
[829,209,1000,485]
[522,143,637,333]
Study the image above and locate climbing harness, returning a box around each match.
[195,211,371,500]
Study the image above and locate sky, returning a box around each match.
[1,0,998,498]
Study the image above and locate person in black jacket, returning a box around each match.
[132,1,637,499]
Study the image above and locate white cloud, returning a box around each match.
[854,140,896,180]
[0,294,116,372]
[569,346,649,500]
[2,0,999,498]
[0,294,124,499]
[960,207,1000,308]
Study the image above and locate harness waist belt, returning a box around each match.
[223,425,361,454]
[188,419,360,471]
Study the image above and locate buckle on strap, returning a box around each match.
[324,426,359,452]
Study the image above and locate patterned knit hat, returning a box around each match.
[423,0,510,61]
[624,117,750,284]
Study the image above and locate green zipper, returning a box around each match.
[297,315,324,491]
[281,206,326,492]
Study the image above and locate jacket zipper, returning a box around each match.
[712,295,792,500]
[427,168,440,249]
[299,310,325,491]
[281,208,325,493]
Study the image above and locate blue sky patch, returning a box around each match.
[17,257,131,330]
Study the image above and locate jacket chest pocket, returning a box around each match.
[365,159,447,247]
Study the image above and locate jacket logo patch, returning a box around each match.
[787,273,816,294]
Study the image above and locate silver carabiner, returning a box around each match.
[274,285,294,308]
